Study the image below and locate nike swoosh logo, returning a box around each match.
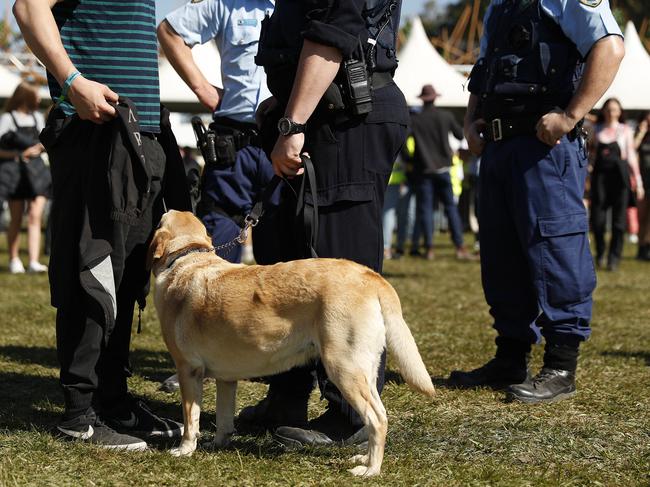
[58,424,94,440]
[120,412,138,428]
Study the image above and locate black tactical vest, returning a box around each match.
[256,0,401,103]
[468,0,583,120]
[363,0,402,73]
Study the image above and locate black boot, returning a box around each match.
[505,368,576,403]
[235,389,309,432]
[274,407,368,448]
[637,244,650,261]
[447,336,531,389]
[506,342,579,404]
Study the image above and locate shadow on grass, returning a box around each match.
[0,344,176,382]
[0,371,61,430]
[601,350,650,366]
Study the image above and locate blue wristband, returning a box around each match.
[57,70,81,104]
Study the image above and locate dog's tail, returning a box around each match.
[379,280,435,398]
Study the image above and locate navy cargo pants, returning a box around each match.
[199,145,279,264]
[479,135,596,345]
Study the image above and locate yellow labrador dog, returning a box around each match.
[148,210,434,477]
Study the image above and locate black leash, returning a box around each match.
[296,155,319,258]
[210,154,319,259]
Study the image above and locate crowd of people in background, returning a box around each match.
[379,87,650,271]
[2,85,650,275]
[0,81,50,274]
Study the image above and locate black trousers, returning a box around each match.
[45,116,165,418]
[261,86,408,428]
[591,167,629,262]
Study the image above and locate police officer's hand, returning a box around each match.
[256,96,278,128]
[195,84,222,112]
[536,109,577,146]
[271,133,305,177]
[465,118,486,156]
[68,76,118,124]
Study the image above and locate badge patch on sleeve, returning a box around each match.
[579,0,602,7]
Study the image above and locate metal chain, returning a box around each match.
[212,214,260,257]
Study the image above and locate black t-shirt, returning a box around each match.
[410,106,463,174]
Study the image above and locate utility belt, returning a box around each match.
[481,114,584,143]
[191,116,260,169]
[263,55,393,121]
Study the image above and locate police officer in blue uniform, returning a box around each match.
[237,0,409,445]
[157,0,279,393]
[448,0,624,403]
[158,0,278,264]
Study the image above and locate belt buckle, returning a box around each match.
[491,118,503,142]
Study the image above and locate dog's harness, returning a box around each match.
[164,246,216,271]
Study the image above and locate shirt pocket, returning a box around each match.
[227,10,262,47]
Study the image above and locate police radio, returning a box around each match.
[341,56,373,116]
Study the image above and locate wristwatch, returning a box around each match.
[277,117,306,136]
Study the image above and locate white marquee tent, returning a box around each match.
[394,16,470,108]
[597,21,650,111]
[0,63,23,99]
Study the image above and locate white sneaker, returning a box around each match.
[27,261,47,273]
[9,258,25,274]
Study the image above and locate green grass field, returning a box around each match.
[0,234,649,486]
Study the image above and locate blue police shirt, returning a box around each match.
[480,0,622,59]
[165,0,274,123]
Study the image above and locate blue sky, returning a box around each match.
[0,0,434,25]
[156,0,433,24]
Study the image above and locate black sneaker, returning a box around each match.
[236,393,308,432]
[274,408,368,449]
[506,368,576,404]
[447,356,530,389]
[103,396,183,439]
[56,410,148,451]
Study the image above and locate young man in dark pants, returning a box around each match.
[14,0,190,449]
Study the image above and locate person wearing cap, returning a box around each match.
[407,84,474,260]
[449,0,624,403]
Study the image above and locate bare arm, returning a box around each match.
[536,35,625,146]
[634,120,648,150]
[624,126,644,199]
[271,39,342,177]
[463,94,486,156]
[13,0,118,123]
[284,40,342,125]
[157,20,222,112]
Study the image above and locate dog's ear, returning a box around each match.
[147,228,171,271]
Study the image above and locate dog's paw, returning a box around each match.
[348,454,368,465]
[348,465,380,477]
[170,444,196,457]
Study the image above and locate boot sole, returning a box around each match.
[505,389,576,404]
